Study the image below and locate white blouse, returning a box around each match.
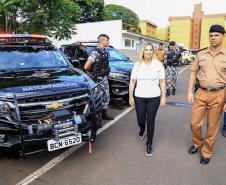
[131,59,165,98]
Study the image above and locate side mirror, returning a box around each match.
[71,59,80,68]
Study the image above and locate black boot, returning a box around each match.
[172,88,176,95]
[102,110,114,120]
[166,89,170,97]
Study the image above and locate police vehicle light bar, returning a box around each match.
[77,40,98,43]
[0,34,47,39]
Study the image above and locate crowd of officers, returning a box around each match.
[84,24,225,165]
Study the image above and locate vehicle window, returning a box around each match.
[0,47,68,70]
[182,51,189,56]
[107,49,128,61]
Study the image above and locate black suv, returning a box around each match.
[60,43,134,101]
[0,34,105,156]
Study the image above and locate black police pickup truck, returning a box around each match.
[0,34,105,156]
[60,43,134,101]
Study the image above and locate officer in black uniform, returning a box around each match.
[165,41,181,96]
[84,34,113,121]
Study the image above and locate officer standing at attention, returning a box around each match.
[165,41,181,96]
[187,24,226,165]
[84,34,114,121]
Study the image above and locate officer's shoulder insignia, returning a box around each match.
[90,50,98,57]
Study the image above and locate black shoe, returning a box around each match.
[138,131,144,141]
[200,156,210,165]
[166,89,170,97]
[102,111,114,120]
[172,88,176,95]
[146,145,153,157]
[188,145,199,154]
[222,129,226,137]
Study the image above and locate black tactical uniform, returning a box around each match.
[87,47,112,119]
[88,47,110,83]
[165,43,181,96]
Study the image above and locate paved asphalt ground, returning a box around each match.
[0,65,225,185]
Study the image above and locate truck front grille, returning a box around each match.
[17,91,90,124]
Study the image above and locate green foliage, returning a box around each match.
[0,0,81,40]
[75,0,105,23]
[103,4,141,33]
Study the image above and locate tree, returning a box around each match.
[103,4,141,33]
[0,0,81,40]
[75,0,104,23]
[0,0,22,33]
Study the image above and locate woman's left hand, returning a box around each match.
[160,96,166,106]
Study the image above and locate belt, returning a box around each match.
[199,85,225,92]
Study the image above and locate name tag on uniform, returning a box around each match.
[199,59,206,62]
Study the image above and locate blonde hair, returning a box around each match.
[137,43,156,64]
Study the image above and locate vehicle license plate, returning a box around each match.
[47,134,82,151]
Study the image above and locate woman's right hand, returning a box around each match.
[129,97,135,107]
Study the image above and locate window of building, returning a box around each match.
[125,39,131,47]
[124,39,135,48]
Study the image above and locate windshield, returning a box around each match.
[107,48,128,61]
[0,47,68,71]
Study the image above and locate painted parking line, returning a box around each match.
[16,107,134,185]
[16,65,190,185]
[178,65,190,74]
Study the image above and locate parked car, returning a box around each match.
[60,43,134,101]
[181,50,195,65]
[0,34,105,157]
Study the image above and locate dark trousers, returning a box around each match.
[223,112,226,130]
[134,96,160,145]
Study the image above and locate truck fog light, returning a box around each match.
[73,115,82,125]
[0,134,6,143]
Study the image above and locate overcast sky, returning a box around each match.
[104,0,226,27]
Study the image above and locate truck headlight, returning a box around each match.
[0,134,6,143]
[0,101,15,112]
[108,72,129,80]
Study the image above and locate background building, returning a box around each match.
[51,20,168,61]
[139,20,157,38]
[200,14,226,48]
[169,16,192,49]
[139,20,169,42]
[156,27,169,41]
[169,3,226,49]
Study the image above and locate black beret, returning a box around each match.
[169,41,176,46]
[209,24,225,34]
[97,34,109,40]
